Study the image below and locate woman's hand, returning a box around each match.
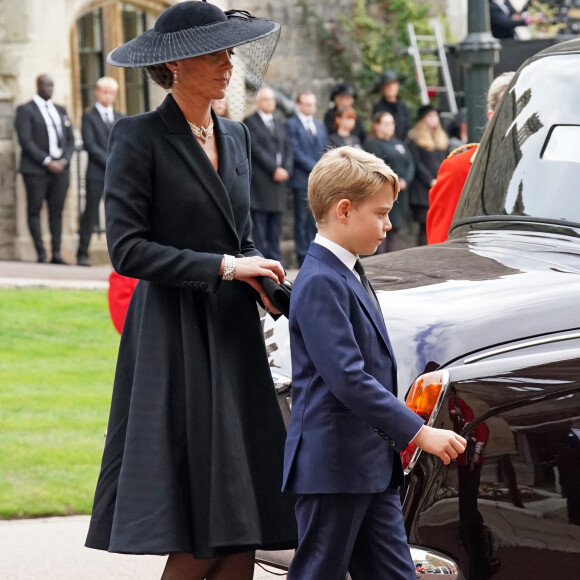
[222,256,285,314]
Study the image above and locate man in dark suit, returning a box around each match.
[283,147,466,579]
[489,0,542,39]
[15,74,75,263]
[286,91,328,266]
[78,76,124,266]
[244,87,293,261]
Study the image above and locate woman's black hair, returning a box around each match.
[146,64,173,90]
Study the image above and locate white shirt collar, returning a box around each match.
[95,101,113,120]
[257,110,273,123]
[314,234,358,276]
[296,109,316,132]
[33,94,53,109]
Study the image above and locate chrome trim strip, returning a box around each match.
[464,332,580,364]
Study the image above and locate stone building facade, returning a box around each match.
[0,0,459,263]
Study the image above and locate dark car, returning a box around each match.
[258,38,580,579]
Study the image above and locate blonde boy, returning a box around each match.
[283,147,466,580]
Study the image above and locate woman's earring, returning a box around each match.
[173,69,178,84]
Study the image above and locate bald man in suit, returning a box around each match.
[15,74,75,263]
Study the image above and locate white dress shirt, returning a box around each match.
[95,101,114,125]
[33,94,63,163]
[296,110,317,136]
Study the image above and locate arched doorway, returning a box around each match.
[71,0,172,123]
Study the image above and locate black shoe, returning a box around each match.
[77,255,91,267]
[51,253,69,265]
[37,253,47,263]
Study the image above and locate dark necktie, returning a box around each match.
[103,113,113,130]
[46,103,63,148]
[354,259,382,314]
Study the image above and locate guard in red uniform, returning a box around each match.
[426,143,478,244]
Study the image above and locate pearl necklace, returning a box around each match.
[187,119,214,144]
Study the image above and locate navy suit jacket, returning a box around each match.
[285,114,328,191]
[283,243,424,494]
[82,107,125,182]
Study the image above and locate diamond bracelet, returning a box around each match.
[222,254,236,281]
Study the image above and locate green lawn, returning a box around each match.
[0,288,119,518]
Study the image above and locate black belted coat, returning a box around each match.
[85,94,297,558]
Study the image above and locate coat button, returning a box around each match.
[200,282,208,290]
[194,281,200,289]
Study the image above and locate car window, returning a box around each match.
[541,125,580,163]
[452,52,580,235]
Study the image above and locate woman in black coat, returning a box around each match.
[406,104,449,246]
[364,111,415,253]
[84,3,296,578]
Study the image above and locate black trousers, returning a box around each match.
[78,179,104,258]
[23,171,69,257]
[251,209,282,262]
[288,489,416,580]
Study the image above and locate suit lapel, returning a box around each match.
[92,108,110,137]
[31,101,49,144]
[215,117,235,196]
[159,96,238,240]
[308,243,396,361]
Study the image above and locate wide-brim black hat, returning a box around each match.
[330,82,355,101]
[107,1,280,67]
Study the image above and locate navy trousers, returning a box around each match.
[292,187,317,266]
[287,489,416,580]
[251,209,282,262]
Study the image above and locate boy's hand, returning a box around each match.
[412,426,467,465]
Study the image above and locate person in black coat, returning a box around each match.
[364,111,415,253]
[489,0,542,39]
[327,106,362,149]
[244,87,293,261]
[323,82,366,143]
[371,70,411,142]
[84,3,297,578]
[77,77,125,266]
[14,74,75,263]
[406,104,449,246]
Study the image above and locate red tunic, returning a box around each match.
[426,144,478,244]
[107,271,138,334]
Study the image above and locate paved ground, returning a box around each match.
[0,260,111,289]
[0,260,298,290]
[0,259,290,579]
[0,516,284,579]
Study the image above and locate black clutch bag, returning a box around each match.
[258,276,292,318]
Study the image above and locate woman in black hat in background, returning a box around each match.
[406,104,449,246]
[371,70,411,142]
[85,2,297,578]
[323,82,367,143]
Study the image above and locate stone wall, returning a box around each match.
[0,92,16,260]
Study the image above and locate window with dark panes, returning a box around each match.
[78,10,104,113]
[122,3,150,115]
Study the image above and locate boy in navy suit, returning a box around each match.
[283,147,466,579]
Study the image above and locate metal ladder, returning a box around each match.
[407,20,458,115]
